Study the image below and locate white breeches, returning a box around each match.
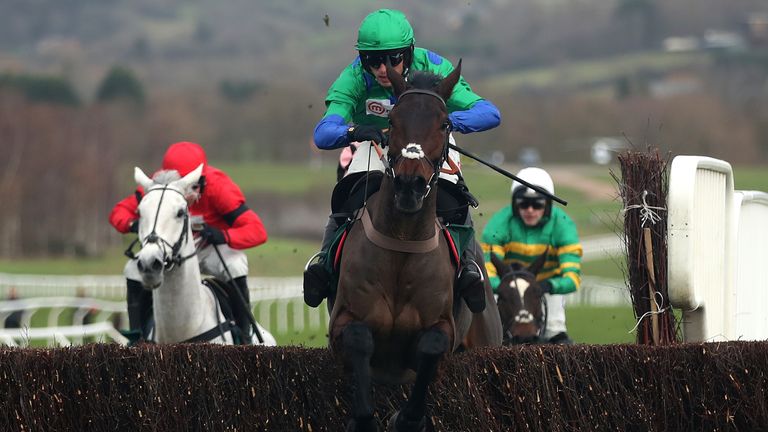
[344,133,461,184]
[124,244,249,282]
[543,293,568,338]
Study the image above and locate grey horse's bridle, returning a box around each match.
[124,186,196,270]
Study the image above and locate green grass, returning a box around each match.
[567,305,636,344]
[0,237,321,277]
[216,162,337,196]
[733,165,768,191]
[483,51,710,92]
[266,303,639,346]
[582,257,625,279]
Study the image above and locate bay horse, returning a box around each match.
[489,252,548,345]
[329,63,502,432]
[132,165,275,345]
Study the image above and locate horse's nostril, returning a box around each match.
[137,260,145,272]
[152,259,163,271]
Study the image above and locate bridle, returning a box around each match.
[124,185,197,270]
[385,88,452,199]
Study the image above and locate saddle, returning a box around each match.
[324,172,478,293]
[330,171,384,225]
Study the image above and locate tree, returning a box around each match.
[95,65,145,106]
[0,73,80,106]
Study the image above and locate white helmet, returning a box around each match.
[511,167,554,198]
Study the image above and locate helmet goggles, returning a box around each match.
[515,197,547,210]
[360,48,407,70]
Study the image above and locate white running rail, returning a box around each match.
[0,235,629,347]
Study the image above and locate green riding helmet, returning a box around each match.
[356,9,415,51]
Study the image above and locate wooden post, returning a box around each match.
[643,227,660,345]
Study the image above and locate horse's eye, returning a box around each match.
[176,209,185,218]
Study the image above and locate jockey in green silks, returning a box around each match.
[481,167,582,344]
[303,8,501,308]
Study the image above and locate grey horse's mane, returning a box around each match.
[151,170,182,186]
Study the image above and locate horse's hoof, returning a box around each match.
[346,416,378,432]
[387,411,429,432]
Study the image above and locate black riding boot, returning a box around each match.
[126,279,153,344]
[455,245,486,313]
[231,276,253,345]
[303,216,338,308]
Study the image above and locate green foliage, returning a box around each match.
[0,73,80,105]
[95,66,145,105]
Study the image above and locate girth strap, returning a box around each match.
[181,320,235,343]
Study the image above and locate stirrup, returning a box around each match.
[304,251,325,271]
[458,259,484,282]
[456,260,485,313]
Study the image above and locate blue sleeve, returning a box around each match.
[313,114,350,150]
[448,100,501,134]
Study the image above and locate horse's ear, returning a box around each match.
[134,167,153,191]
[176,163,203,191]
[435,59,462,101]
[387,64,407,97]
[490,253,508,279]
[528,247,549,276]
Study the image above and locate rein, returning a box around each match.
[124,185,197,270]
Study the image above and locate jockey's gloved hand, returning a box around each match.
[201,224,228,245]
[540,280,553,294]
[129,220,139,233]
[347,125,386,146]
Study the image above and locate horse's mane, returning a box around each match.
[407,70,443,90]
[151,170,182,186]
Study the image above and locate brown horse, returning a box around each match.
[489,252,549,345]
[329,63,502,432]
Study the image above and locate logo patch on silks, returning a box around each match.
[402,143,425,160]
[365,98,393,117]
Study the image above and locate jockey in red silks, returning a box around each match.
[109,141,268,343]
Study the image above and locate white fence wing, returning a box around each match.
[732,191,768,340]
[667,155,734,341]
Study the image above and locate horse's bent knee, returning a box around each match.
[418,327,449,357]
[342,321,374,355]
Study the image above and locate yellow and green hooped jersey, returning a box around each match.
[481,205,582,295]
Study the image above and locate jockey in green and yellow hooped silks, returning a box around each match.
[481,167,582,344]
[303,8,501,308]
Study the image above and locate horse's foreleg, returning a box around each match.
[391,325,450,432]
[342,321,377,432]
